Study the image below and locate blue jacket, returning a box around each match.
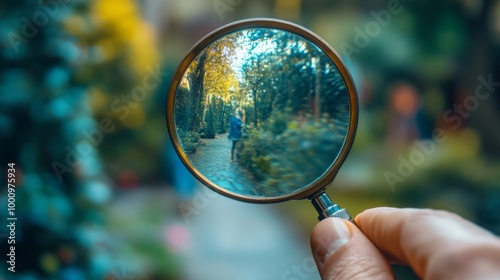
[228,116,242,141]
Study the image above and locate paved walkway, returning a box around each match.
[189,133,260,196]
[177,186,320,280]
[109,188,320,280]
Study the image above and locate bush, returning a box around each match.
[177,129,200,154]
[237,110,347,196]
[203,99,217,138]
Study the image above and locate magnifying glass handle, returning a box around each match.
[311,192,352,221]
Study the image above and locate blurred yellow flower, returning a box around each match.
[121,105,146,128]
[93,0,159,73]
[64,0,160,119]
[40,253,59,274]
[88,87,108,112]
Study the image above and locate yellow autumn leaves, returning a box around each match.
[64,0,160,129]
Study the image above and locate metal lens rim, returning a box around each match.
[166,18,359,203]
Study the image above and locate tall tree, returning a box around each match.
[183,32,241,134]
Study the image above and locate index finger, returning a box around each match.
[355,207,500,279]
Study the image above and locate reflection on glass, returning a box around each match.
[174,28,350,198]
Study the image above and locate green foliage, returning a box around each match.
[174,86,192,132]
[261,108,288,135]
[204,96,217,138]
[178,129,200,154]
[239,29,348,128]
[0,0,181,277]
[383,155,500,234]
[181,34,240,136]
[217,98,231,134]
[238,110,344,196]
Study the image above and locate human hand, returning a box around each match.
[310,207,500,280]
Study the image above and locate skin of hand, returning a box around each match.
[310,207,500,280]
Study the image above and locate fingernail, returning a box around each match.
[313,218,351,263]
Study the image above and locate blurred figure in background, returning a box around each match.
[385,82,422,151]
[228,107,245,161]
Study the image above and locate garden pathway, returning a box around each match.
[176,186,320,280]
[189,133,259,196]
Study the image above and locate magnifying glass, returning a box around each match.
[166,18,358,221]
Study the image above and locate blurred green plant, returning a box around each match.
[238,110,345,196]
[0,0,177,278]
[68,0,164,181]
[377,135,500,234]
[178,129,200,154]
[203,96,217,138]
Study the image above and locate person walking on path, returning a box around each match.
[228,107,245,161]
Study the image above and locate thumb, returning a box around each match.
[310,218,394,280]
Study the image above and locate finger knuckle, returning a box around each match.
[326,254,390,280]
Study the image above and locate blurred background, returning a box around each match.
[1,0,500,279]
